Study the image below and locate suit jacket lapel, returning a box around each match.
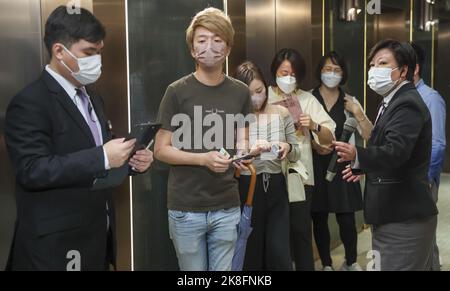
[42,71,96,146]
[369,83,416,145]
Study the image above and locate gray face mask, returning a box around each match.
[193,39,227,68]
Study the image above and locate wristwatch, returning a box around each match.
[288,143,293,153]
[314,123,322,133]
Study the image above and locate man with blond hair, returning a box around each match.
[154,8,254,271]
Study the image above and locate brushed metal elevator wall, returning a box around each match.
[245,0,317,90]
[0,0,44,270]
[245,0,322,90]
[92,0,130,270]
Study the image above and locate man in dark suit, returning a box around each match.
[334,40,438,271]
[4,6,153,271]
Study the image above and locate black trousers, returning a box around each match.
[311,212,358,267]
[239,173,292,271]
[290,186,315,271]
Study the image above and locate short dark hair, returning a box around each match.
[271,48,306,88]
[410,42,426,77]
[368,39,417,81]
[315,51,348,85]
[44,6,106,56]
[235,61,269,110]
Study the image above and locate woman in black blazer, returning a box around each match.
[334,39,438,271]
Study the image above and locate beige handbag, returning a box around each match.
[276,105,310,202]
[282,160,309,202]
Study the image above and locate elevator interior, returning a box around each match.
[1,0,449,271]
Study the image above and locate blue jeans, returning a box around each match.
[168,207,241,271]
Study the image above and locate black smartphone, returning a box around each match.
[125,122,161,148]
[231,154,255,163]
[125,123,161,158]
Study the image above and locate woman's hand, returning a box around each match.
[276,142,291,160]
[299,114,317,131]
[333,141,357,163]
[344,95,364,118]
[232,149,256,171]
[250,140,271,156]
[233,158,254,171]
[342,164,362,183]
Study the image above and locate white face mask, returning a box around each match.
[321,72,342,88]
[60,45,102,85]
[368,67,400,96]
[276,76,297,94]
[251,93,267,111]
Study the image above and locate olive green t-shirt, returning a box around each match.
[156,73,253,212]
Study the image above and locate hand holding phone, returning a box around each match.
[271,144,281,158]
[203,151,232,173]
[272,142,291,160]
[232,154,255,172]
[231,154,255,163]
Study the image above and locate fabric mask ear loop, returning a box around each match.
[59,45,79,74]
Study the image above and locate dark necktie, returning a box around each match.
[374,101,387,126]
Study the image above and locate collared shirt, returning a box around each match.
[45,65,110,170]
[375,80,410,123]
[416,78,446,185]
[354,81,409,169]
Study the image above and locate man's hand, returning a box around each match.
[299,114,317,131]
[104,138,136,169]
[129,149,154,173]
[201,151,232,173]
[342,165,362,183]
[333,141,357,163]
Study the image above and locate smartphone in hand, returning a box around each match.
[231,154,255,163]
[271,144,282,159]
